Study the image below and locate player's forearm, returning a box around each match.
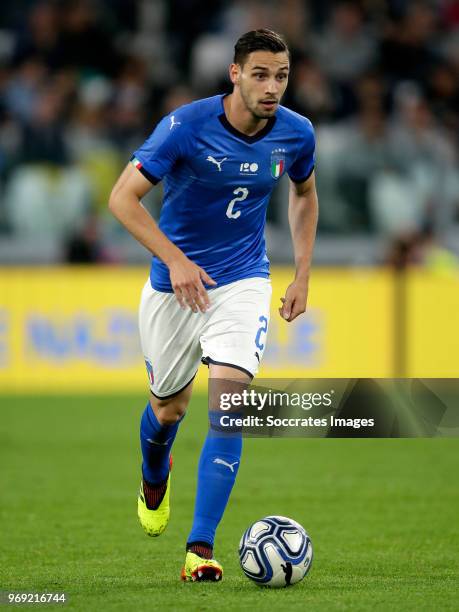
[288,190,318,281]
[108,193,184,265]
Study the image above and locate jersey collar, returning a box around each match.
[218,94,276,144]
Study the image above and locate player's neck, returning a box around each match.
[223,93,268,137]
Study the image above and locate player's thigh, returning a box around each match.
[208,363,252,413]
[139,279,204,398]
[209,364,252,380]
[201,277,272,378]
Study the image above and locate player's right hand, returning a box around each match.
[168,256,217,313]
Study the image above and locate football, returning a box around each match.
[239,515,313,587]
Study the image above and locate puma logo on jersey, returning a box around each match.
[213,458,239,472]
[207,155,227,171]
[170,115,181,130]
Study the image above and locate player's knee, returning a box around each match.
[152,397,187,426]
[157,410,184,426]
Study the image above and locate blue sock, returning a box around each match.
[140,403,182,484]
[187,412,242,547]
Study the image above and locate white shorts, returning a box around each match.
[139,277,272,398]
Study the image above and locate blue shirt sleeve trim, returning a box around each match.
[130,155,160,184]
[289,165,315,184]
[138,165,160,185]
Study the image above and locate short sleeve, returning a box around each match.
[288,119,316,183]
[131,115,187,184]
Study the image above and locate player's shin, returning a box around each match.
[187,411,242,554]
[140,403,182,486]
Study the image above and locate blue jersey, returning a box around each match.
[131,94,315,292]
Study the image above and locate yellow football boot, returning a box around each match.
[137,456,172,537]
[180,552,223,582]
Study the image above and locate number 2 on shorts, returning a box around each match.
[255,315,268,351]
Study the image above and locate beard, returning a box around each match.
[239,85,277,119]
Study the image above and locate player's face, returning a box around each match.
[236,51,290,119]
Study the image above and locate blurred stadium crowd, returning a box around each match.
[0,0,458,265]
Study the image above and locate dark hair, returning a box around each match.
[233,29,289,66]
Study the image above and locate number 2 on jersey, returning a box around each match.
[226,187,249,219]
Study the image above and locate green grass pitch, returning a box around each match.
[1,394,458,611]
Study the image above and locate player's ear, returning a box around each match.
[229,63,240,86]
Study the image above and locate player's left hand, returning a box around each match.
[279,279,309,322]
